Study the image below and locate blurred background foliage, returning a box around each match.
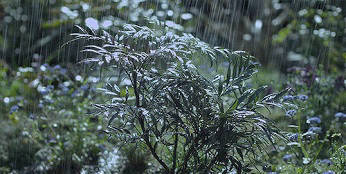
[0,0,345,173]
[0,0,345,72]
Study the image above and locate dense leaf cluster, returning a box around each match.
[71,23,288,173]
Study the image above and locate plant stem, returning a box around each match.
[297,112,308,174]
[132,70,170,172]
[172,125,179,174]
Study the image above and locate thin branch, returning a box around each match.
[172,125,179,174]
[132,70,170,172]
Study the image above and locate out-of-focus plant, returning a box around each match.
[0,61,112,173]
[71,22,289,173]
[1,0,344,72]
[271,1,346,73]
[261,66,345,173]
[178,0,345,72]
[0,0,192,67]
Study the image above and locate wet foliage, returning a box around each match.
[0,0,345,173]
[0,61,107,173]
[259,67,345,173]
[71,23,290,173]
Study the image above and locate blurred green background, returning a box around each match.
[1,0,345,72]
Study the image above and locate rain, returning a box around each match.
[0,0,345,173]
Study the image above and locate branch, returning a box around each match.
[172,125,179,174]
[132,71,170,172]
[179,136,199,173]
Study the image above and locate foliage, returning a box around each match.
[177,0,346,72]
[0,0,191,67]
[1,0,344,73]
[260,66,345,174]
[271,1,346,72]
[0,0,345,173]
[70,22,290,173]
[0,61,111,173]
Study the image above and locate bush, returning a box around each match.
[71,22,290,173]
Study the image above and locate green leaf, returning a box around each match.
[218,79,223,96]
[97,87,118,96]
[225,62,231,85]
[108,114,118,126]
[246,86,267,105]
[236,147,244,161]
[271,88,290,102]
[237,89,253,106]
[227,100,238,113]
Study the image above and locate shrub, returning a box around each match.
[71,22,288,173]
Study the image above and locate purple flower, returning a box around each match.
[58,84,69,94]
[320,159,333,166]
[47,85,54,91]
[60,68,67,74]
[53,65,61,70]
[283,154,293,162]
[286,110,296,117]
[80,84,89,91]
[335,112,344,117]
[297,95,308,101]
[283,95,294,101]
[323,171,335,174]
[40,63,53,72]
[38,103,44,108]
[10,105,19,114]
[307,117,321,124]
[29,113,36,120]
[48,138,57,144]
[39,88,49,95]
[71,89,80,97]
[302,131,317,139]
[334,112,346,120]
[308,127,322,134]
[289,133,298,142]
[44,98,54,104]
